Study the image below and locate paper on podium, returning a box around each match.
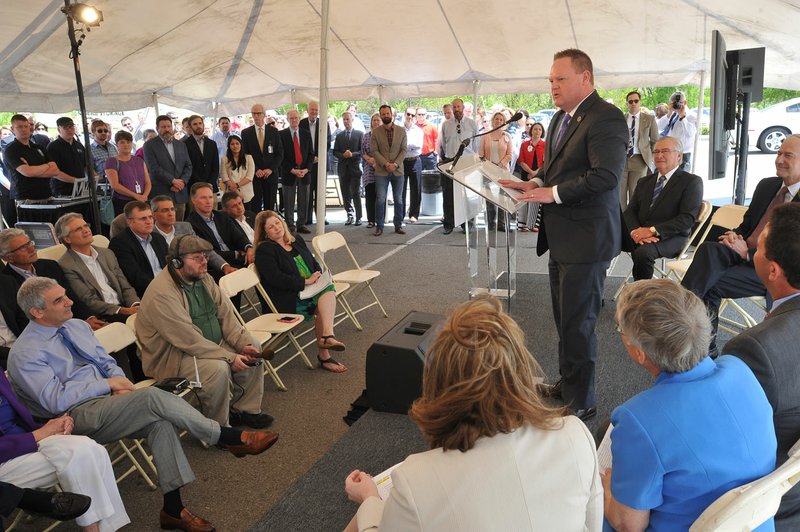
[298,270,333,300]
[373,461,403,500]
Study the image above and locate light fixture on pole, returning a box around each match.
[60,1,103,233]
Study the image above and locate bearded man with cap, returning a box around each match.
[135,235,273,428]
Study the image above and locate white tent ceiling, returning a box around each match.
[2,0,800,115]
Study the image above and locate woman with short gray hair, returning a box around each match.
[603,279,777,531]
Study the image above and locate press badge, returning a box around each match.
[135,182,142,194]
[268,144,273,154]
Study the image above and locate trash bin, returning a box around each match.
[420,170,443,216]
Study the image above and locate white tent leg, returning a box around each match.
[152,93,160,117]
[316,0,330,236]
[693,70,706,174]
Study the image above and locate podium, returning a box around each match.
[438,155,526,306]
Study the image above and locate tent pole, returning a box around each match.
[212,101,218,130]
[693,70,706,174]
[378,85,385,105]
[316,0,330,236]
[472,80,480,119]
[152,93,160,117]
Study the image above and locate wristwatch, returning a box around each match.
[649,226,659,236]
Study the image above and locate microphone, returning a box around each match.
[446,112,523,174]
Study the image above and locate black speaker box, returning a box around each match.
[366,311,444,414]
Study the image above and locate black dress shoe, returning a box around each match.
[573,407,597,422]
[374,228,383,236]
[442,227,453,235]
[345,217,354,225]
[229,411,274,429]
[538,379,563,399]
[42,492,92,521]
[297,225,311,234]
[394,227,406,235]
[354,219,362,226]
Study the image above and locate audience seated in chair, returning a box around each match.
[220,191,256,245]
[343,296,602,531]
[108,200,168,298]
[623,137,703,281]
[135,235,272,428]
[681,134,800,356]
[0,227,104,330]
[0,370,129,531]
[8,276,279,532]
[55,212,140,323]
[725,203,800,530]
[186,183,253,269]
[253,210,347,373]
[150,195,236,277]
[603,279,776,531]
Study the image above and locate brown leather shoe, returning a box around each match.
[394,227,406,235]
[226,430,279,458]
[159,508,215,532]
[259,347,275,361]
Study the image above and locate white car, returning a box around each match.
[748,97,800,154]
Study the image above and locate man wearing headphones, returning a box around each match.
[135,235,273,428]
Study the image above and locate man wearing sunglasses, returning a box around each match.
[46,117,86,197]
[89,119,118,181]
[621,90,659,209]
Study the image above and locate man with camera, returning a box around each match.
[658,91,697,171]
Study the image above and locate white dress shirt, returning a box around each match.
[75,248,121,305]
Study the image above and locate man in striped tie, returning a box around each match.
[682,134,800,356]
[623,136,703,281]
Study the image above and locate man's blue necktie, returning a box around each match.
[59,326,110,378]
[650,175,666,207]
[554,113,572,150]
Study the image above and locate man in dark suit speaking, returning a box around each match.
[623,136,703,280]
[501,49,628,421]
[724,203,800,530]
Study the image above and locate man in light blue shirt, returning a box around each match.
[8,276,279,531]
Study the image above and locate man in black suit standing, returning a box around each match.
[241,103,283,213]
[682,134,800,355]
[279,109,314,234]
[109,200,168,298]
[725,202,800,530]
[333,111,364,225]
[183,114,220,193]
[623,136,703,280]
[186,182,253,269]
[501,49,628,420]
[299,101,331,226]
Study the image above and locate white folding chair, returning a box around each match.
[312,231,388,330]
[94,322,159,490]
[690,441,800,531]
[219,269,312,391]
[665,204,748,282]
[91,234,110,248]
[614,200,713,300]
[36,244,67,261]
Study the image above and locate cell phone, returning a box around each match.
[245,359,263,367]
[278,315,300,323]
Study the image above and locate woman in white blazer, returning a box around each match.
[344,296,602,531]
[220,135,255,204]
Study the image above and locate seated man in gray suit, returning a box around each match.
[150,194,235,277]
[623,136,703,280]
[724,202,800,530]
[8,276,278,532]
[55,212,140,323]
[143,115,192,221]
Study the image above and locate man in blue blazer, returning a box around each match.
[501,49,628,420]
[333,112,364,225]
[279,109,314,233]
[143,115,192,221]
[725,202,800,530]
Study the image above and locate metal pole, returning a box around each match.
[315,0,330,235]
[692,70,706,174]
[734,92,751,205]
[64,0,101,234]
[472,80,480,120]
[152,93,160,117]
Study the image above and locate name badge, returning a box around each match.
[135,182,142,194]
[527,145,533,152]
[268,144,273,154]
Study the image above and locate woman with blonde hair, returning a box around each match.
[253,210,347,373]
[344,296,602,530]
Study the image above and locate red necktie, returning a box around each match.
[746,186,788,249]
[293,131,302,166]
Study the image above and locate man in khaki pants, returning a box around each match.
[136,235,272,428]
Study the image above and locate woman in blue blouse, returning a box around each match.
[603,279,776,531]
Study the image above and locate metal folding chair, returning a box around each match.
[219,268,312,391]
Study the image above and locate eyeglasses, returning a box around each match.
[129,215,154,222]
[156,206,176,212]
[95,129,109,134]
[61,124,76,129]
[183,252,209,262]
[69,223,90,234]
[627,99,640,104]
[653,149,677,155]
[406,113,415,117]
[252,111,265,116]
[8,240,35,253]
